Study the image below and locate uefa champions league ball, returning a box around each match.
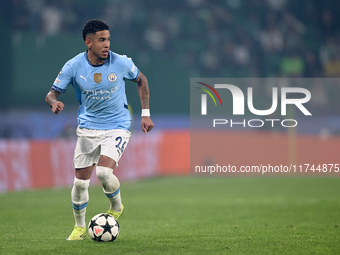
[88,213,119,242]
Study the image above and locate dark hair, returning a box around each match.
[82,19,109,41]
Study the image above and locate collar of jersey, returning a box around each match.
[85,50,109,67]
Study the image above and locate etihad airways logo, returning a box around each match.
[196,82,312,128]
[82,87,118,100]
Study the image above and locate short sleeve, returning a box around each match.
[52,62,73,93]
[122,56,139,81]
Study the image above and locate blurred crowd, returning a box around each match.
[4,0,340,78]
[1,0,340,138]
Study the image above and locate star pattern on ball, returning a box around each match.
[102,217,114,235]
[88,213,119,242]
[89,219,98,230]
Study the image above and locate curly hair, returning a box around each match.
[82,20,109,41]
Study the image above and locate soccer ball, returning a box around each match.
[88,213,119,242]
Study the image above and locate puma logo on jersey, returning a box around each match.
[80,75,88,82]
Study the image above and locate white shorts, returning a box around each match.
[73,127,131,169]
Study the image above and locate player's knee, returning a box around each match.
[96,166,113,182]
[73,177,90,191]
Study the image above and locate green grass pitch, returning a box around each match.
[0,177,339,254]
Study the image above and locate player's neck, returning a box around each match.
[87,50,106,66]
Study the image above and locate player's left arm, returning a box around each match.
[134,71,154,134]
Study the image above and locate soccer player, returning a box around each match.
[45,19,154,240]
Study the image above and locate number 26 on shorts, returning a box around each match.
[115,136,126,156]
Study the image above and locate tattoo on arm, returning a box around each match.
[45,89,60,107]
[136,72,150,109]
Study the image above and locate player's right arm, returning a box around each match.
[45,89,64,114]
[46,61,74,114]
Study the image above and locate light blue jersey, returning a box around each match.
[52,50,139,131]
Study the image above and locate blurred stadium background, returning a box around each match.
[1,0,340,192]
